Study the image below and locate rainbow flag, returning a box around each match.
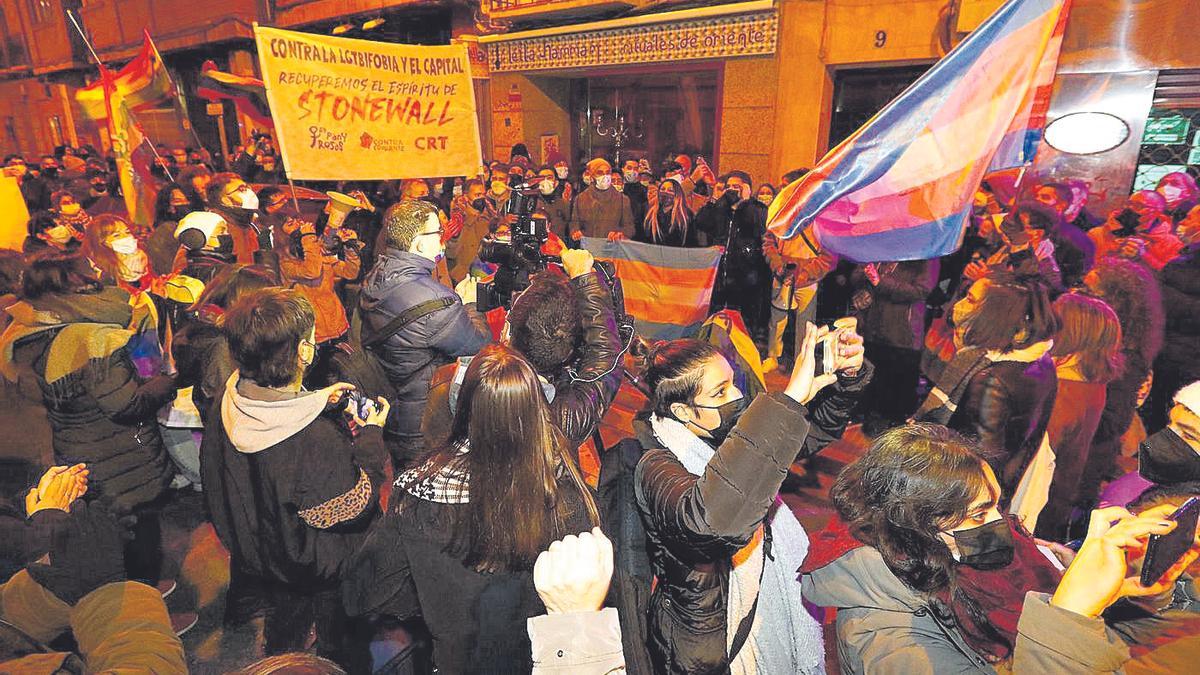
[75,31,174,121]
[581,238,723,340]
[767,0,1071,263]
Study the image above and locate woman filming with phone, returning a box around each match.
[633,320,871,674]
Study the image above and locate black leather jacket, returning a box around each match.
[634,365,872,674]
[422,269,623,455]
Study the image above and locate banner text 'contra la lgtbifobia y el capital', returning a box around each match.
[255,25,482,181]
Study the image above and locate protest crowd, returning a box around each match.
[0,117,1199,674]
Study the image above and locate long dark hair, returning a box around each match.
[421,344,598,572]
[960,271,1059,351]
[189,264,278,314]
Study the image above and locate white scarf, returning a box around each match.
[649,414,824,675]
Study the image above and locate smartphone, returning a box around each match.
[1140,496,1200,587]
[812,330,839,377]
[345,391,376,420]
[1114,208,1141,237]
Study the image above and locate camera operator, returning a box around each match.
[1089,190,1184,271]
[424,247,623,458]
[201,288,389,669]
[359,199,492,467]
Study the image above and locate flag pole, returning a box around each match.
[68,11,174,183]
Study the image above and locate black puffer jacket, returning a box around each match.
[634,365,872,674]
[171,317,234,426]
[359,249,491,464]
[422,269,623,453]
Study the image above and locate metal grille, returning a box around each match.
[1133,69,1200,190]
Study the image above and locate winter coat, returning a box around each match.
[423,270,623,454]
[635,366,871,674]
[171,317,234,426]
[851,259,939,351]
[447,204,495,283]
[3,289,175,513]
[344,472,596,674]
[802,546,1135,674]
[540,193,573,244]
[1158,245,1200,390]
[570,188,636,240]
[1089,217,1183,271]
[278,230,360,342]
[201,374,388,587]
[0,571,186,673]
[359,249,491,462]
[947,345,1058,497]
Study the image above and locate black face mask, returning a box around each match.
[471,198,488,212]
[90,182,108,194]
[42,167,59,179]
[722,190,741,207]
[659,194,676,211]
[1139,427,1200,484]
[684,396,747,445]
[950,518,1015,570]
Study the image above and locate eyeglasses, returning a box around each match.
[415,227,444,239]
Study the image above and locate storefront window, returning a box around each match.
[569,67,719,169]
[1131,70,1200,190]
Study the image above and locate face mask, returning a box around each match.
[658,193,676,210]
[452,185,463,197]
[116,249,150,282]
[1160,185,1186,208]
[555,166,569,179]
[539,179,555,195]
[60,203,81,216]
[594,174,612,191]
[723,190,741,206]
[471,197,489,212]
[948,518,1015,570]
[684,396,747,445]
[91,182,108,194]
[491,181,509,196]
[42,167,58,178]
[239,190,260,211]
[757,194,773,206]
[44,225,73,244]
[211,233,235,257]
[262,163,276,172]
[623,170,638,183]
[1139,427,1200,484]
[109,234,139,256]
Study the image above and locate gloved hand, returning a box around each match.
[26,500,129,605]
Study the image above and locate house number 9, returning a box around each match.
[874,30,887,48]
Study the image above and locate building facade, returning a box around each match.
[0,0,1007,180]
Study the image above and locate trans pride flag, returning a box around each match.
[581,237,723,340]
[768,0,1070,263]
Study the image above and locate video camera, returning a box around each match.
[478,183,560,312]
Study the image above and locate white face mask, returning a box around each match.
[539,179,556,195]
[452,185,463,197]
[757,194,773,206]
[109,234,139,256]
[117,249,150,282]
[240,189,260,211]
[1160,185,1186,208]
[555,166,569,179]
[623,170,638,183]
[594,174,612,191]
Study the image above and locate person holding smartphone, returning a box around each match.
[634,322,870,674]
[1089,190,1184,271]
[201,288,389,670]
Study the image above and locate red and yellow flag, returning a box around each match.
[75,30,174,121]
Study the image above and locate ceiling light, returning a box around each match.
[1043,112,1130,155]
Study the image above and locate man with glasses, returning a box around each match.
[203,172,276,268]
[359,199,491,467]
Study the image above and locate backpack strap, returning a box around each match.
[361,297,455,349]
